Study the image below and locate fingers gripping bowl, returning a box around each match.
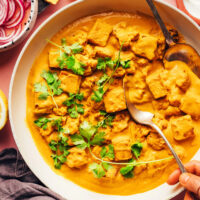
[9,0,200,199]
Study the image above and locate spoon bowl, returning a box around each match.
[164,43,200,78]
[146,0,200,78]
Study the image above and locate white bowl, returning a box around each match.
[9,0,200,199]
[0,0,38,52]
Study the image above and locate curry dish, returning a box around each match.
[26,12,200,195]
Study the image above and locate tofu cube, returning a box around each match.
[59,71,81,94]
[132,34,158,60]
[67,147,88,168]
[171,115,195,141]
[88,19,112,46]
[94,46,114,58]
[112,135,132,161]
[146,72,167,99]
[104,86,127,113]
[147,132,165,150]
[34,94,53,114]
[113,22,139,48]
[180,95,200,119]
[49,49,60,68]
[69,30,87,45]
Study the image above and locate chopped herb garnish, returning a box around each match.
[63,93,84,118]
[97,57,115,71]
[34,117,51,130]
[120,159,136,178]
[41,71,63,96]
[79,121,97,141]
[97,74,109,87]
[34,83,49,100]
[100,144,115,160]
[47,38,83,55]
[120,60,130,69]
[89,163,106,178]
[51,154,68,169]
[47,39,85,75]
[96,113,115,128]
[91,43,124,102]
[131,142,143,159]
[91,86,105,102]
[99,110,107,116]
[90,132,105,146]
[71,134,88,149]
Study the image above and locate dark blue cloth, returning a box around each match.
[0,148,65,200]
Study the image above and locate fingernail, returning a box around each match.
[180,173,190,185]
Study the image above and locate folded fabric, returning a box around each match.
[0,148,65,200]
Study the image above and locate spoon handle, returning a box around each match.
[145,0,174,46]
[150,123,186,173]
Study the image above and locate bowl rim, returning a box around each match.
[9,0,200,199]
[0,0,38,52]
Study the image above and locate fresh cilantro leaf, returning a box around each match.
[120,159,136,178]
[61,38,66,45]
[96,114,115,128]
[59,131,69,143]
[102,162,113,171]
[76,93,84,101]
[71,134,88,149]
[57,54,85,75]
[41,71,63,96]
[100,144,115,159]
[131,142,143,159]
[51,154,67,169]
[52,118,63,133]
[97,57,115,71]
[91,86,104,102]
[63,93,84,118]
[90,132,105,145]
[70,43,83,54]
[34,117,51,130]
[97,74,109,86]
[49,140,58,151]
[91,44,124,103]
[68,106,79,118]
[120,60,130,69]
[100,146,107,158]
[105,115,115,127]
[34,83,49,100]
[99,110,107,116]
[79,121,97,141]
[89,163,105,178]
[76,104,84,114]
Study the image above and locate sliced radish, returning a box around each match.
[0,0,9,25]
[6,0,16,22]
[4,0,25,28]
[0,24,21,44]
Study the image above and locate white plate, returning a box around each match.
[9,0,200,199]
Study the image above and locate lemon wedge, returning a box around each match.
[0,89,8,130]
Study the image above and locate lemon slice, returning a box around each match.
[0,89,8,130]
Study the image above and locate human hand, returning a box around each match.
[167,160,200,200]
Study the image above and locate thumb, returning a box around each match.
[180,173,200,198]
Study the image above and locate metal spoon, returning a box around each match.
[146,0,200,78]
[123,82,186,173]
